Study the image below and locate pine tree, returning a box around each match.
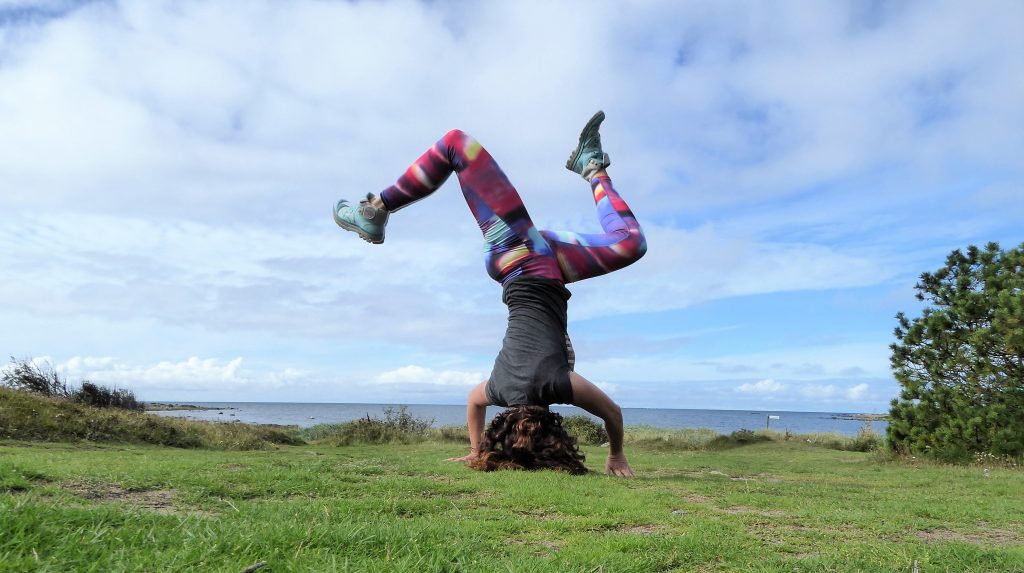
[888,242,1024,460]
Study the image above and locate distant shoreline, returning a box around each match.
[144,403,236,412]
[830,413,889,421]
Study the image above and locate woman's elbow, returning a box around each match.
[605,403,623,424]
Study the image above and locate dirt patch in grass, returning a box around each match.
[619,524,660,535]
[750,523,826,548]
[61,480,212,516]
[721,506,786,517]
[648,469,780,483]
[683,494,713,503]
[513,508,560,520]
[752,528,788,546]
[643,469,701,479]
[738,473,782,483]
[509,538,561,557]
[914,527,1021,546]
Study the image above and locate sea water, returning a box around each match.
[149,402,885,436]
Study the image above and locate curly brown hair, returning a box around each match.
[467,405,588,475]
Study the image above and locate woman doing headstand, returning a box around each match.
[334,111,646,477]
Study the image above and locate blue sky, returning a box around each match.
[1,0,1021,412]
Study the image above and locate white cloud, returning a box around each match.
[375,365,483,388]
[801,384,837,400]
[50,355,308,392]
[2,1,1019,221]
[568,222,896,319]
[583,343,891,384]
[0,212,502,351]
[737,378,786,394]
[845,383,870,401]
[800,382,872,402]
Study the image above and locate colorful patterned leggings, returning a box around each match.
[379,129,647,285]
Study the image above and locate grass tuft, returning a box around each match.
[300,406,435,445]
[624,426,723,450]
[435,424,470,443]
[561,414,609,445]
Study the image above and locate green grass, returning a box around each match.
[2,438,1021,572]
[1,389,1020,571]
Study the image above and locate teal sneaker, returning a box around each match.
[565,110,611,180]
[333,193,389,244]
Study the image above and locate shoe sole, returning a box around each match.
[333,203,385,244]
[565,110,605,172]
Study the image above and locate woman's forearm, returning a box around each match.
[446,382,490,462]
[465,380,490,455]
[467,402,486,455]
[604,405,625,456]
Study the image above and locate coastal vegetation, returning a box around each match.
[2,357,143,412]
[0,388,298,450]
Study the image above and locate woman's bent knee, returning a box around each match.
[443,128,468,143]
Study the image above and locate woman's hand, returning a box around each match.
[605,453,635,478]
[445,453,478,463]
[570,373,634,478]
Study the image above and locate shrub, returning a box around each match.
[730,429,765,444]
[848,424,883,452]
[380,406,433,434]
[2,357,67,397]
[2,357,143,411]
[331,416,407,445]
[708,428,773,450]
[435,425,469,443]
[71,381,143,411]
[561,414,608,445]
[301,406,435,446]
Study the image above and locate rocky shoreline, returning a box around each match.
[830,413,888,421]
[144,403,236,412]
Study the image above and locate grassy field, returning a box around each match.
[2,437,1022,572]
